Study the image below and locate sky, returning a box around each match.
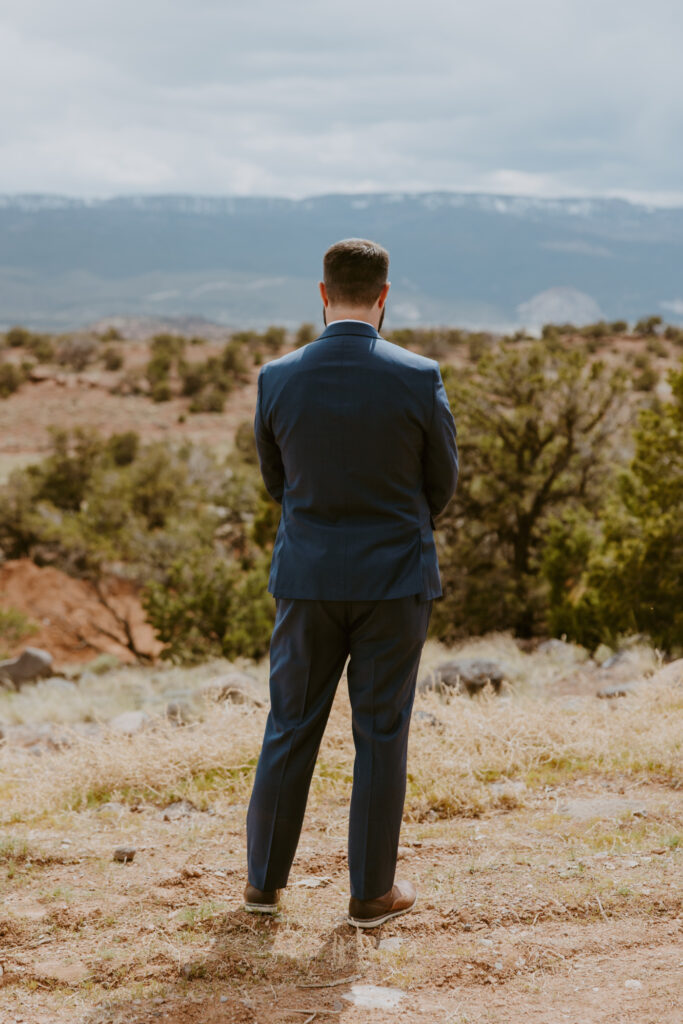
[1,0,682,204]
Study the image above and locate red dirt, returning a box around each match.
[0,558,162,667]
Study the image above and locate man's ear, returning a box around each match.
[378,281,391,308]
[319,281,329,306]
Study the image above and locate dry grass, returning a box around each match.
[1,655,680,826]
[0,641,681,1024]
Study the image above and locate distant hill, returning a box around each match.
[1,192,682,331]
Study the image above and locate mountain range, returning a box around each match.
[1,192,682,332]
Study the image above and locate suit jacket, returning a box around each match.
[254,319,459,601]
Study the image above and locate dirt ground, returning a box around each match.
[0,559,161,666]
[1,763,680,1024]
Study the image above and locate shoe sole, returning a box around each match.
[243,902,279,915]
[346,894,417,929]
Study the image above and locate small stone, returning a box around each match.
[196,671,265,706]
[624,979,643,990]
[161,799,199,821]
[378,936,403,951]
[166,700,193,726]
[293,875,331,888]
[113,846,136,863]
[343,984,404,1009]
[597,683,640,699]
[109,710,149,735]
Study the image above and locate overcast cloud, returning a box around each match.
[0,0,681,202]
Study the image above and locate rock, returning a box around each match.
[33,959,89,984]
[0,647,53,689]
[196,671,265,707]
[293,875,332,888]
[113,846,136,863]
[161,799,200,821]
[109,710,149,735]
[557,797,647,821]
[624,979,643,990]
[537,638,590,664]
[378,936,403,951]
[414,709,444,728]
[166,700,194,726]
[4,722,74,753]
[343,985,405,1009]
[597,682,641,699]
[419,658,506,696]
[651,659,683,686]
[593,643,615,666]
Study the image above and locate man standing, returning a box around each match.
[245,238,458,928]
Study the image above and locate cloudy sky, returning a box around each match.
[1,0,682,203]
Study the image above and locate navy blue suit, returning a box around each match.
[247,319,458,899]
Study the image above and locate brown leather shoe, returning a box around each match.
[243,883,280,914]
[347,879,417,928]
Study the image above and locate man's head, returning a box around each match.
[319,238,390,330]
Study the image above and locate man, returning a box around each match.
[244,238,458,928]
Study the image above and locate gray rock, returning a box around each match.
[537,638,590,664]
[557,797,647,821]
[4,722,74,752]
[166,700,194,726]
[108,710,149,735]
[597,682,641,699]
[0,647,53,688]
[161,799,200,821]
[113,846,136,863]
[414,709,444,728]
[197,671,265,707]
[419,658,506,696]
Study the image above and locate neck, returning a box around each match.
[326,307,379,328]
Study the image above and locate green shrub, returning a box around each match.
[189,386,225,413]
[55,335,97,371]
[27,334,55,363]
[0,362,25,397]
[646,336,667,358]
[295,322,316,347]
[433,343,628,639]
[0,606,39,651]
[262,326,287,353]
[143,553,275,663]
[5,326,31,348]
[634,315,662,337]
[634,364,658,391]
[106,430,140,466]
[221,340,248,377]
[151,379,172,402]
[146,352,172,385]
[102,346,124,371]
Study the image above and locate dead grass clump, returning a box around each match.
[0,673,680,825]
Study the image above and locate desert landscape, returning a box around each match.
[1,319,681,1023]
[0,635,681,1024]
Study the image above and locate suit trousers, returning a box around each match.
[246,593,433,901]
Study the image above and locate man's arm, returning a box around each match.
[423,364,459,522]
[254,368,285,504]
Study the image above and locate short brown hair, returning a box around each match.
[323,238,389,306]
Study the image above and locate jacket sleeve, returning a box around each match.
[254,368,285,504]
[423,364,459,521]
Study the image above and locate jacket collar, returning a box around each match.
[317,320,381,341]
